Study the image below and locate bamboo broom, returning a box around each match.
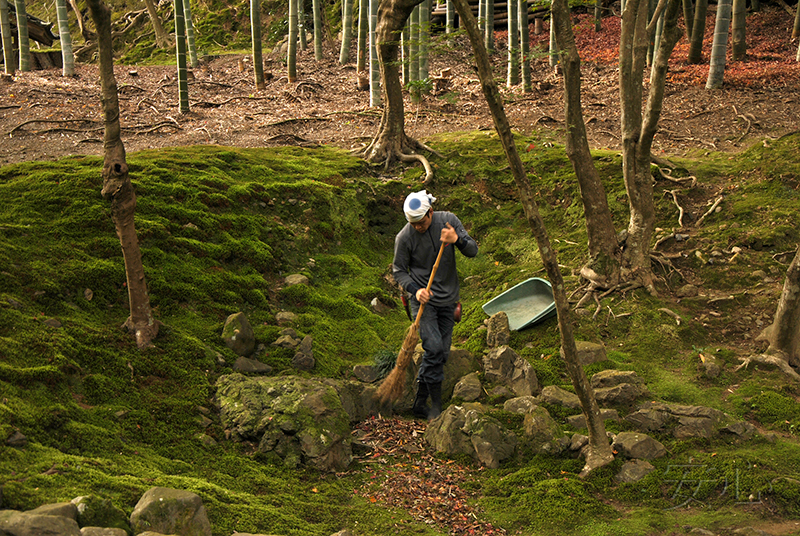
[376,242,447,404]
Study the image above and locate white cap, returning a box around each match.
[403,190,437,222]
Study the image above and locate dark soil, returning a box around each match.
[1,7,799,166]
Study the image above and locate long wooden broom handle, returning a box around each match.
[413,242,447,327]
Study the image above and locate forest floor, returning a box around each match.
[1,8,799,166]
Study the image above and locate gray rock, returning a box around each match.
[0,511,81,536]
[443,348,482,402]
[590,370,644,389]
[352,365,379,383]
[522,405,565,454]
[233,356,272,374]
[6,430,26,447]
[486,312,511,348]
[370,297,391,314]
[284,274,310,286]
[720,421,756,440]
[611,432,667,460]
[221,312,256,356]
[700,355,722,378]
[503,396,539,414]
[625,409,671,432]
[452,372,483,402]
[292,335,315,371]
[688,529,716,536]
[615,459,656,483]
[732,528,776,536]
[560,341,607,367]
[29,502,78,520]
[80,528,128,536]
[487,385,516,402]
[569,433,588,451]
[130,487,211,536]
[71,496,130,535]
[425,405,517,468]
[647,402,726,424]
[216,374,352,471]
[271,334,300,349]
[275,311,297,325]
[322,379,385,423]
[483,346,539,397]
[537,385,581,409]
[594,383,646,407]
[674,416,714,439]
[567,409,619,429]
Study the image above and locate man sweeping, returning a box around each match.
[392,190,478,420]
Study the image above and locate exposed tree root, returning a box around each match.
[735,352,800,382]
[398,152,434,184]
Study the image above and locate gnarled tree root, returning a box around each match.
[735,352,800,382]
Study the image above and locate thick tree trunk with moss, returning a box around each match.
[758,246,800,371]
[86,0,160,349]
[452,0,613,476]
[619,0,681,295]
[550,0,620,291]
[363,0,434,182]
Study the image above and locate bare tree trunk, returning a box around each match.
[731,0,746,61]
[519,0,531,92]
[56,0,75,76]
[183,0,198,68]
[357,0,368,73]
[69,0,91,41]
[687,0,707,64]
[706,0,732,89]
[174,0,189,112]
[452,0,613,476]
[339,0,352,63]
[507,0,519,86]
[288,0,298,82]
[551,0,621,290]
[758,246,800,370]
[251,0,265,89]
[86,0,160,350]
[682,0,693,40]
[1,0,15,76]
[144,0,169,49]
[368,0,380,105]
[14,0,29,71]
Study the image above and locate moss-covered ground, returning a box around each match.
[1,133,800,535]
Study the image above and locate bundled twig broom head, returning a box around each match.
[374,243,446,404]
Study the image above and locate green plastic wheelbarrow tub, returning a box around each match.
[481,277,556,331]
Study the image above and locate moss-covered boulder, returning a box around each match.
[129,487,211,536]
[71,496,130,535]
[221,312,256,356]
[215,374,352,471]
[0,510,81,536]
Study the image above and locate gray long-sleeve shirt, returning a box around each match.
[392,211,478,307]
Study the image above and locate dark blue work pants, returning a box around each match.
[409,300,456,385]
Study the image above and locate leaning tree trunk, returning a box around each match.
[15,0,30,72]
[757,246,800,371]
[0,0,13,76]
[452,0,614,476]
[706,0,732,89]
[687,0,707,64]
[339,0,352,63]
[56,0,75,76]
[86,0,160,349]
[69,0,91,41]
[551,0,621,291]
[183,0,198,68]
[251,0,265,89]
[144,0,169,49]
[731,0,746,61]
[174,0,189,112]
[288,0,298,82]
[619,0,682,295]
[363,0,435,183]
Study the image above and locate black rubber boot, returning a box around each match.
[428,382,442,420]
[412,381,429,419]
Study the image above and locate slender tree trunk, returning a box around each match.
[369,0,380,106]
[706,0,732,89]
[419,0,430,80]
[144,0,169,49]
[339,0,352,63]
[452,0,613,476]
[0,0,13,76]
[56,0,74,76]
[174,0,189,112]
[507,0,519,86]
[251,0,265,89]
[549,0,558,67]
[446,0,455,32]
[731,0,745,61]
[298,0,308,50]
[14,0,29,71]
[69,0,90,41]
[595,0,602,31]
[357,0,368,73]
[86,0,160,350]
[183,0,198,68]
[519,0,531,92]
[313,0,323,60]
[793,0,800,39]
[485,0,494,51]
[409,4,419,89]
[649,9,664,84]
[757,246,800,370]
[551,0,620,290]
[687,0,707,64]
[288,0,298,82]
[682,0,693,40]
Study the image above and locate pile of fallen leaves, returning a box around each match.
[351,416,507,536]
